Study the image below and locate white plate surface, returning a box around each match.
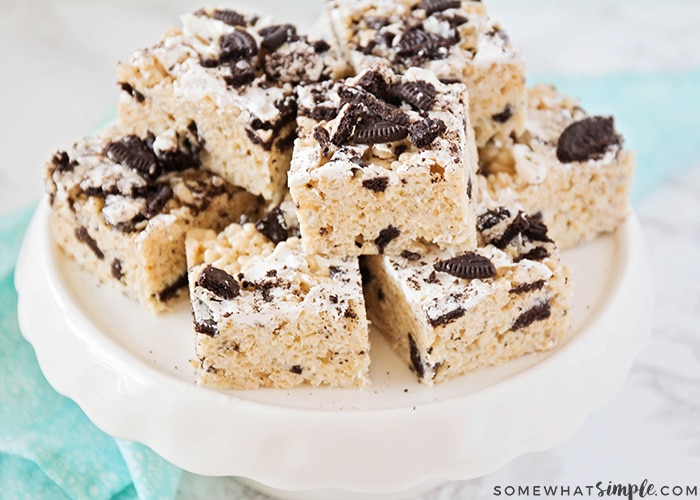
[16,201,652,497]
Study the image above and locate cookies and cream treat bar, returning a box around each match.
[327,0,526,147]
[478,84,635,249]
[362,206,571,385]
[116,7,347,202]
[290,64,479,257]
[186,201,371,389]
[44,127,261,312]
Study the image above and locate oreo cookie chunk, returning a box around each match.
[290,64,479,257]
[478,83,635,249]
[44,127,261,312]
[116,7,346,202]
[327,0,526,147]
[185,198,370,390]
[362,213,572,385]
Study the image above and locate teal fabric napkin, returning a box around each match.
[0,204,182,500]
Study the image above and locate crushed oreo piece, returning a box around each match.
[490,211,529,249]
[524,213,552,242]
[119,82,145,103]
[111,258,123,280]
[197,265,240,300]
[356,70,392,101]
[556,116,621,163]
[396,28,448,60]
[331,103,364,146]
[225,60,257,87]
[194,318,218,337]
[290,365,303,375]
[392,80,436,111]
[255,206,288,244]
[338,85,410,126]
[401,250,422,261]
[409,117,447,148]
[259,24,296,51]
[145,183,173,218]
[422,0,461,15]
[428,306,466,328]
[434,252,496,279]
[374,225,400,253]
[512,300,551,330]
[492,104,513,123]
[158,273,188,302]
[212,9,246,27]
[477,207,511,232]
[354,120,408,144]
[75,227,104,259]
[514,246,550,263]
[314,126,332,157]
[51,151,75,173]
[219,30,259,62]
[199,57,219,68]
[408,334,426,378]
[510,279,546,295]
[362,176,389,192]
[312,40,330,53]
[105,136,159,179]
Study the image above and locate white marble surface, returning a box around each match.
[2,0,699,498]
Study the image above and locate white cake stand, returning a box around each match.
[16,201,652,499]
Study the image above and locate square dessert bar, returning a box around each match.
[362,207,571,385]
[328,0,527,147]
[44,127,261,312]
[290,65,479,257]
[478,84,636,249]
[116,7,347,202]
[186,201,371,389]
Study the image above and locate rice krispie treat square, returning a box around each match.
[116,7,347,202]
[44,126,261,312]
[289,64,479,257]
[186,201,371,389]
[478,84,636,249]
[327,0,527,147]
[362,206,572,385]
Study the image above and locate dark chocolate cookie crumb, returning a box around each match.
[312,40,330,53]
[523,213,552,242]
[145,183,174,218]
[105,136,159,179]
[408,334,426,379]
[255,206,289,244]
[477,207,511,231]
[75,227,104,259]
[219,30,259,62]
[514,246,550,263]
[313,126,332,157]
[157,272,188,302]
[194,318,218,337]
[197,265,240,300]
[491,104,513,123]
[356,70,392,101]
[51,151,75,173]
[212,9,247,27]
[350,118,406,145]
[225,60,257,87]
[290,364,303,375]
[409,117,446,148]
[111,258,123,280]
[490,211,529,249]
[331,102,364,146]
[512,300,551,330]
[259,24,297,52]
[556,116,621,163]
[401,250,422,261]
[428,306,466,328]
[392,80,436,111]
[396,28,449,61]
[362,176,389,192]
[422,0,461,15]
[374,225,400,253]
[119,82,145,103]
[434,252,496,279]
[509,279,546,295]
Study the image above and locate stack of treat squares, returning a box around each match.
[44,1,635,389]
